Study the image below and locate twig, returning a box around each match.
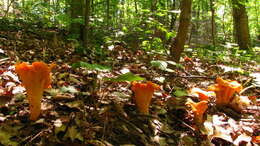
[0,58,9,64]
[170,114,195,131]
[117,116,144,134]
[4,0,15,17]
[172,75,216,79]
[23,126,52,145]
[240,84,260,95]
[134,113,159,119]
[242,78,252,87]
[101,111,109,140]
[28,127,51,143]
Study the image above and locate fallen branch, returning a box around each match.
[0,58,9,62]
[240,84,260,95]
[170,114,195,131]
[172,75,216,79]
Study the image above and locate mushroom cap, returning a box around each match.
[216,77,242,92]
[131,81,160,92]
[186,98,208,124]
[15,62,52,89]
[189,87,215,101]
[186,98,208,115]
[252,136,260,144]
[131,81,160,114]
[208,77,243,105]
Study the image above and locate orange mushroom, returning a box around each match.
[252,136,260,144]
[131,81,160,114]
[208,77,242,105]
[189,87,215,101]
[185,98,208,124]
[184,56,192,62]
[15,62,52,120]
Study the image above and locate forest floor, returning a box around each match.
[0,25,260,146]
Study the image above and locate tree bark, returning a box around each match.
[170,0,192,62]
[222,3,227,42]
[210,0,216,47]
[70,0,84,40]
[83,0,91,48]
[151,0,158,12]
[106,0,110,29]
[134,0,138,14]
[232,0,250,50]
[4,0,15,18]
[255,0,260,39]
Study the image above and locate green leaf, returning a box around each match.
[155,12,165,17]
[122,26,128,32]
[151,60,167,69]
[104,72,144,82]
[71,17,85,25]
[167,61,184,69]
[72,62,111,72]
[173,90,188,97]
[0,124,20,146]
[61,86,78,94]
[166,31,175,40]
[64,126,83,142]
[151,60,174,72]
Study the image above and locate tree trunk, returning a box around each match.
[210,0,216,47]
[222,3,227,42]
[106,0,110,29]
[232,0,250,50]
[70,0,84,40]
[22,0,25,7]
[170,0,192,62]
[151,0,158,12]
[91,0,94,14]
[255,0,259,39]
[134,0,138,14]
[83,0,91,48]
[4,0,15,18]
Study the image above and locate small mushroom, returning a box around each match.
[208,77,242,105]
[185,98,208,124]
[189,87,215,101]
[15,62,53,120]
[184,56,192,62]
[131,81,160,114]
[252,136,260,144]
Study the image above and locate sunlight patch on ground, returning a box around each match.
[217,65,243,73]
[250,72,260,85]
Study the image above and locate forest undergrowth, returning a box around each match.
[0,25,259,146]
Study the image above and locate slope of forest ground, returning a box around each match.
[0,23,260,146]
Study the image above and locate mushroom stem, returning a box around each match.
[26,83,45,121]
[15,62,52,121]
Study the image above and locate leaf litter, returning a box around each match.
[0,28,259,145]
